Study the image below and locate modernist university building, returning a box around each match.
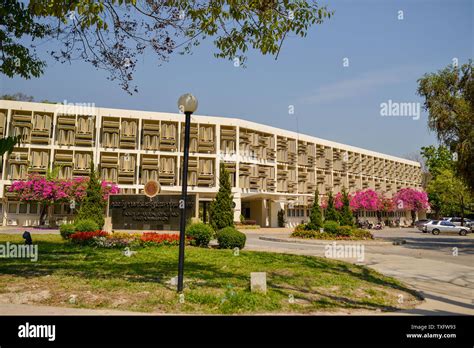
[0,100,422,228]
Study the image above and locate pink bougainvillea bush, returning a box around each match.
[349,189,380,212]
[392,188,430,211]
[101,180,120,200]
[377,194,395,213]
[9,174,89,204]
[9,174,119,226]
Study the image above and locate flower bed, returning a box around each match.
[291,224,373,240]
[69,231,190,248]
[70,230,109,245]
[140,232,181,246]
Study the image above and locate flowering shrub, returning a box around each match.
[140,233,181,246]
[92,232,141,248]
[392,188,430,211]
[70,230,109,244]
[93,236,138,248]
[350,189,380,211]
[101,181,120,200]
[9,174,89,203]
[108,232,141,240]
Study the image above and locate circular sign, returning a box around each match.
[144,180,161,198]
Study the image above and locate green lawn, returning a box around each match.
[0,234,422,314]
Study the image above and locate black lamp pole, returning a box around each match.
[177,110,192,292]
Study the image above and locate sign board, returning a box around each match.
[109,194,196,230]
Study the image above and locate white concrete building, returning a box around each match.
[0,100,423,228]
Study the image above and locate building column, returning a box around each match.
[194,192,200,219]
[233,191,241,222]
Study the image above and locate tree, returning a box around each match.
[420,145,455,218]
[427,169,472,225]
[3,1,332,94]
[75,163,119,228]
[417,60,474,192]
[0,93,34,101]
[9,172,88,226]
[377,193,395,224]
[324,190,339,222]
[0,0,49,79]
[306,188,323,230]
[393,188,430,226]
[209,163,234,231]
[338,187,354,226]
[420,145,454,179]
[350,189,379,221]
[0,135,21,157]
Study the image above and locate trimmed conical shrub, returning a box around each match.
[209,163,234,231]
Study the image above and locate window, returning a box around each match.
[29,203,38,214]
[54,204,62,215]
[8,203,18,214]
[64,204,72,215]
[19,203,28,214]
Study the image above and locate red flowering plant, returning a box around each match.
[70,230,109,245]
[140,233,189,246]
[393,188,430,226]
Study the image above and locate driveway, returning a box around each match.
[243,227,474,315]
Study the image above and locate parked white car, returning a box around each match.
[423,220,471,236]
[443,217,472,228]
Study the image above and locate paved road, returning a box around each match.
[243,228,474,315]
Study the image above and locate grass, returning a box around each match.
[0,234,422,314]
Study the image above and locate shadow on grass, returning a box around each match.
[279,253,423,301]
[0,241,250,287]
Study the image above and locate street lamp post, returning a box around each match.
[177,93,198,293]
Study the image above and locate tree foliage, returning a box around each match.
[306,188,322,230]
[420,145,454,180]
[0,135,21,157]
[209,163,234,231]
[393,188,430,226]
[324,190,340,222]
[0,0,49,79]
[420,145,456,218]
[75,162,119,228]
[338,187,354,226]
[3,0,332,93]
[427,169,472,221]
[417,60,474,191]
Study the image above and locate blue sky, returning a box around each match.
[1,0,472,158]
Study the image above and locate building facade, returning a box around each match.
[0,100,423,228]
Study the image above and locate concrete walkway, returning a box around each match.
[0,303,149,315]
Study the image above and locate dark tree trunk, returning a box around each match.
[411,210,416,226]
[39,203,50,227]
